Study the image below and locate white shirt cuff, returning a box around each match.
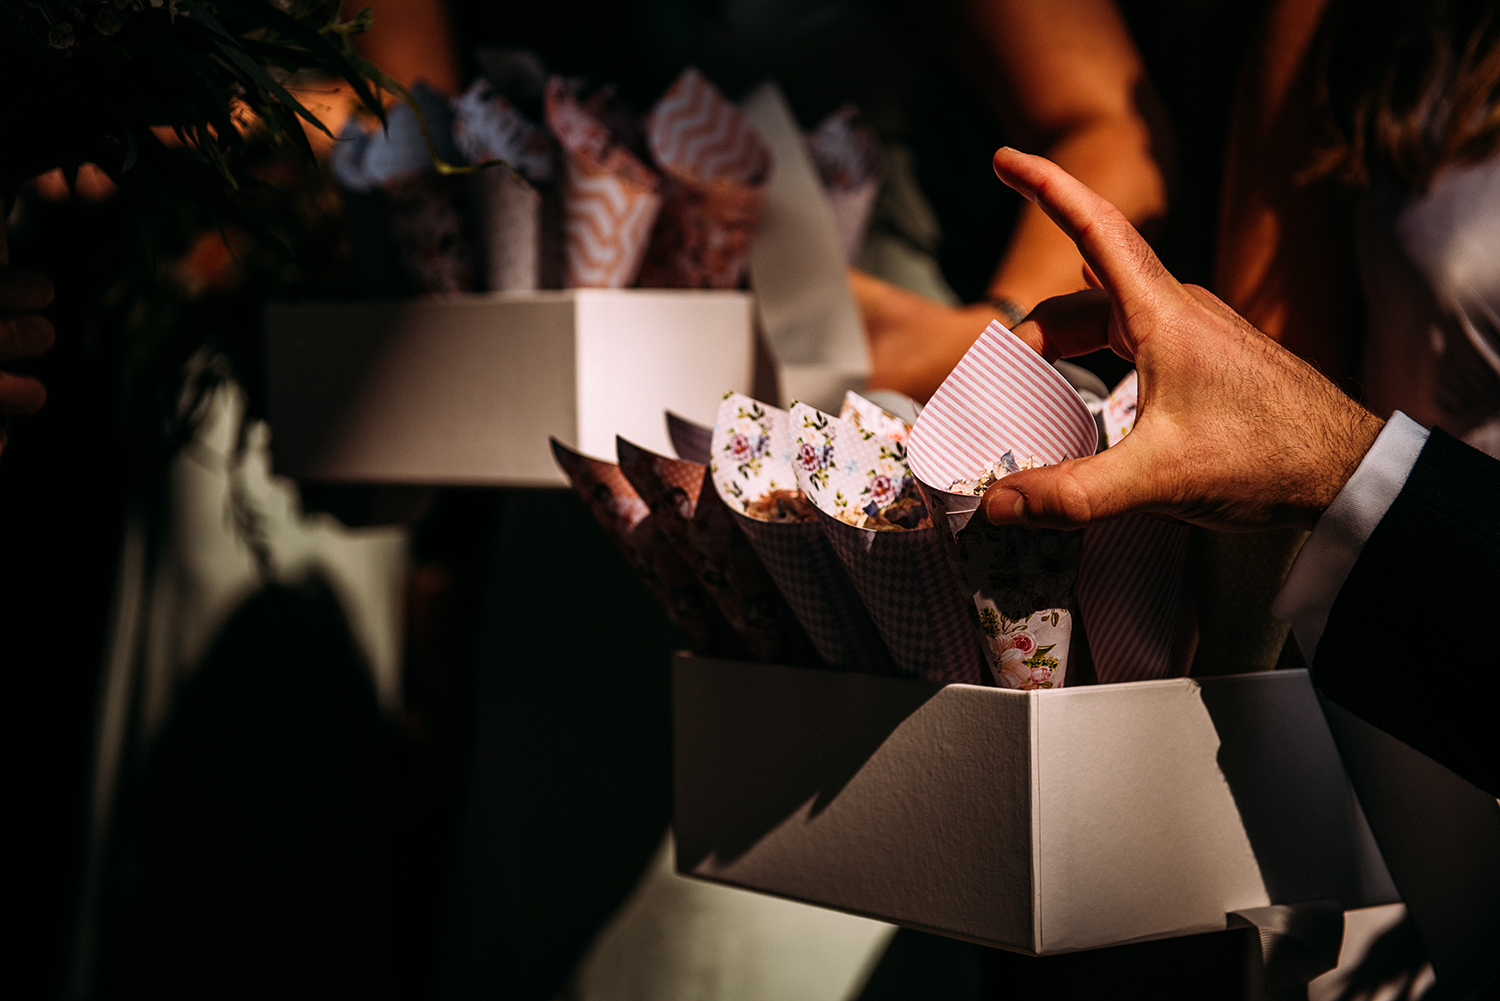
[1272,412,1430,661]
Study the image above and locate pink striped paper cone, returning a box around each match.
[545,79,663,288]
[637,68,770,289]
[1076,369,1197,681]
[908,322,1195,686]
[710,394,897,674]
[549,438,743,656]
[616,436,818,666]
[665,410,712,464]
[789,403,984,684]
[907,321,1102,689]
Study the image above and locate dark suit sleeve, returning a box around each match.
[1311,428,1500,798]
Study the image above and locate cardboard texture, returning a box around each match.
[740,84,870,412]
[264,289,754,486]
[674,657,1398,956]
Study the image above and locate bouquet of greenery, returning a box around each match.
[1,0,389,233]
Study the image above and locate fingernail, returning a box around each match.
[984,488,1026,524]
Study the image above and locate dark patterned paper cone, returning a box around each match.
[545,78,663,288]
[789,403,984,684]
[908,322,1194,686]
[665,411,712,464]
[710,394,898,674]
[550,439,742,656]
[453,79,555,291]
[636,68,770,289]
[616,437,818,665]
[806,106,882,264]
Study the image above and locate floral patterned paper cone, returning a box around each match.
[806,106,882,264]
[710,394,898,674]
[838,391,912,444]
[545,78,664,288]
[906,322,1102,689]
[637,69,770,289]
[1101,370,1138,447]
[550,439,743,657]
[665,411,712,464]
[789,403,984,684]
[616,436,819,665]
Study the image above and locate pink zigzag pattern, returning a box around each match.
[647,68,768,184]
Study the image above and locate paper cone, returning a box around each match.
[907,322,1194,686]
[806,106,882,264]
[665,411,712,464]
[546,79,663,288]
[550,439,745,657]
[616,436,818,665]
[789,403,984,684]
[837,390,912,444]
[709,394,897,674]
[906,322,1102,689]
[637,69,770,289]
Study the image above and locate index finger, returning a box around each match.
[991,148,1175,314]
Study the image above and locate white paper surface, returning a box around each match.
[741,84,870,412]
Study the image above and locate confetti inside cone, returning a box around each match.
[550,439,745,657]
[616,436,818,665]
[545,79,663,288]
[637,69,771,289]
[710,394,898,674]
[790,403,984,684]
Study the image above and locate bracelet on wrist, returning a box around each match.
[987,297,1029,327]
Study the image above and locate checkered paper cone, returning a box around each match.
[665,411,712,464]
[550,439,744,657]
[789,403,984,685]
[545,79,663,288]
[907,321,1195,686]
[709,394,898,674]
[616,436,818,665]
[636,69,770,289]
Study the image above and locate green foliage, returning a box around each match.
[0,0,386,226]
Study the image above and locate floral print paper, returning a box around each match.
[708,394,898,674]
[789,404,985,684]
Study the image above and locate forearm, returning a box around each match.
[988,115,1166,308]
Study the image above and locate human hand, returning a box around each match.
[0,266,55,455]
[851,268,1005,404]
[978,148,1384,533]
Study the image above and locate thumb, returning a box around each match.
[978,445,1146,530]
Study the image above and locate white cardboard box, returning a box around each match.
[672,656,1399,955]
[264,290,755,487]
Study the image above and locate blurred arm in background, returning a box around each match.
[858,0,1170,402]
[1213,0,1359,387]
